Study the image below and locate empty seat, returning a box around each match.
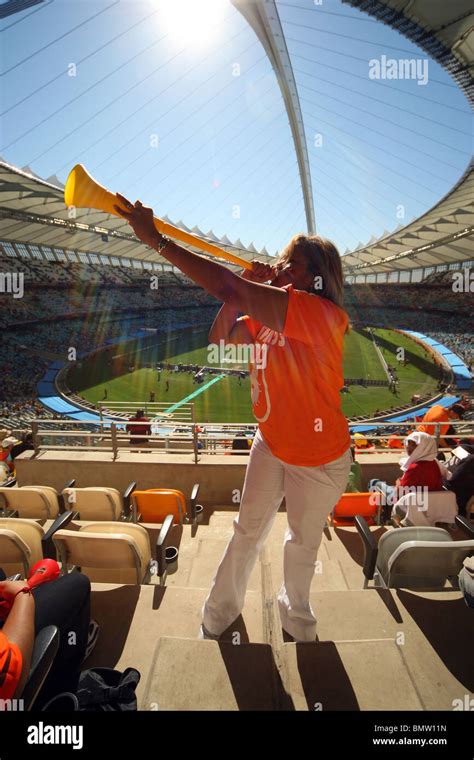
[53,517,174,585]
[0,512,73,576]
[0,486,61,520]
[131,489,185,524]
[355,515,474,590]
[131,483,201,525]
[61,481,136,521]
[331,492,382,527]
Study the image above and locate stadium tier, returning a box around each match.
[0,0,473,737]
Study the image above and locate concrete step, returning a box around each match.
[141,636,423,711]
[86,582,266,706]
[86,582,474,711]
[142,638,285,711]
[308,587,474,711]
[163,536,261,591]
[282,640,423,711]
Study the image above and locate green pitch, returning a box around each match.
[70,324,440,422]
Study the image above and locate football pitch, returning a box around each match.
[70,325,440,422]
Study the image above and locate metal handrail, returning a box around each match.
[11,416,473,460]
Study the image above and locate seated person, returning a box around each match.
[353,433,375,452]
[458,556,474,609]
[231,431,249,456]
[11,433,34,460]
[0,572,97,708]
[417,403,464,449]
[126,409,151,445]
[345,447,363,492]
[0,437,16,474]
[387,431,404,449]
[444,446,474,517]
[369,432,449,523]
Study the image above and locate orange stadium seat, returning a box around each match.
[131,489,185,524]
[131,484,202,525]
[330,492,382,527]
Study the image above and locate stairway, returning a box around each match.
[84,512,474,711]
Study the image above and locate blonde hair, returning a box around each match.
[277,234,351,334]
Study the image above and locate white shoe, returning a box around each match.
[199,624,220,641]
[82,619,99,662]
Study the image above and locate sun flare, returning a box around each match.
[159,0,227,46]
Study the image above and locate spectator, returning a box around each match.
[369,432,448,523]
[445,448,474,517]
[231,431,249,456]
[0,572,96,708]
[353,433,375,452]
[126,409,151,445]
[417,403,464,448]
[11,432,34,459]
[387,431,404,449]
[0,437,16,472]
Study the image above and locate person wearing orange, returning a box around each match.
[114,195,351,642]
[417,403,464,448]
[387,432,404,449]
[0,581,33,702]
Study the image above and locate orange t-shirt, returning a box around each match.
[240,284,351,466]
[388,435,404,449]
[0,630,22,701]
[417,405,451,438]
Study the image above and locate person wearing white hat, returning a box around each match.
[0,437,17,474]
[369,432,448,523]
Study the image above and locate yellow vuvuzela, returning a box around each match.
[64,164,252,270]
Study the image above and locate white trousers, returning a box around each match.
[202,428,352,641]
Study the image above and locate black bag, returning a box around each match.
[42,667,141,712]
[77,667,141,711]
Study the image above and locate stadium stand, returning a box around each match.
[0,0,473,717]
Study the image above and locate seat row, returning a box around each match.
[0,482,202,524]
[0,481,204,587]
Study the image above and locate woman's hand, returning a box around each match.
[240,260,277,284]
[113,193,160,248]
[0,581,29,602]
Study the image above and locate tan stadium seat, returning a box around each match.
[0,486,61,520]
[62,487,122,521]
[53,519,175,585]
[61,481,136,521]
[0,512,74,577]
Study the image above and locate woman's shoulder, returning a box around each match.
[285,284,349,322]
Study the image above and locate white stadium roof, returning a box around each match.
[0,0,472,275]
[0,159,274,268]
[339,0,474,274]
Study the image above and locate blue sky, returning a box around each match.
[1,0,472,257]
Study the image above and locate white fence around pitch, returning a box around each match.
[8,418,473,463]
[97,401,195,425]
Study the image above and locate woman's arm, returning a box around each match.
[2,583,35,698]
[209,304,242,344]
[208,266,270,344]
[113,197,288,333]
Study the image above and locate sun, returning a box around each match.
[159,0,228,46]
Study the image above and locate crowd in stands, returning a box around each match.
[424,331,472,370]
[0,255,472,418]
